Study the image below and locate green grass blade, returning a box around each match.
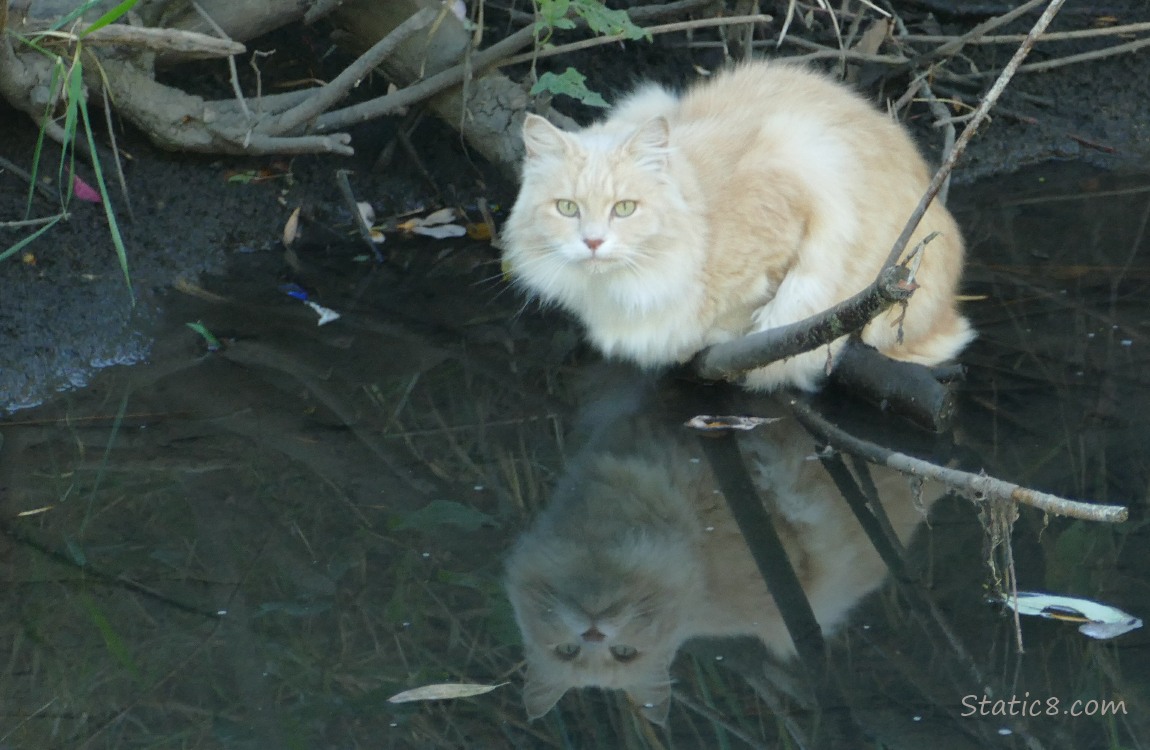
[41,0,108,34]
[81,0,142,37]
[78,592,142,682]
[75,65,135,303]
[0,215,66,262]
[59,57,83,202]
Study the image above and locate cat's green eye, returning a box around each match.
[612,200,637,218]
[555,199,579,217]
[554,644,581,661]
[610,645,639,663]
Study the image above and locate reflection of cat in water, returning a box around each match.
[504,411,939,724]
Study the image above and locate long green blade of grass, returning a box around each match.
[80,0,141,36]
[73,53,134,302]
[0,216,66,262]
[60,57,82,203]
[78,592,142,682]
[40,0,110,34]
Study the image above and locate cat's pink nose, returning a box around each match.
[584,238,604,252]
[581,627,606,642]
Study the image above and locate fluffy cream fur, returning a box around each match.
[501,62,973,390]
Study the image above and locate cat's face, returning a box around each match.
[502,115,698,313]
[505,535,700,725]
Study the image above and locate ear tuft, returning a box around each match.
[522,114,571,160]
[523,669,569,720]
[624,117,671,172]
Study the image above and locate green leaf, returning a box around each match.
[535,0,571,28]
[530,68,609,108]
[391,500,498,533]
[573,1,649,40]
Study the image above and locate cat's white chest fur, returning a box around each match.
[501,61,973,389]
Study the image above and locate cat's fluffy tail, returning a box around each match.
[879,309,976,366]
[740,310,975,393]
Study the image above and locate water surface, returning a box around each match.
[1,164,1147,749]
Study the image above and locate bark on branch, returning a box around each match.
[789,398,1130,524]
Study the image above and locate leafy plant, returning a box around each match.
[530,68,609,108]
[529,0,648,107]
[2,0,139,302]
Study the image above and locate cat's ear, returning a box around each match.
[522,670,569,720]
[522,114,572,160]
[624,117,671,172]
[627,681,672,726]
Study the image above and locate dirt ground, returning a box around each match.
[2,2,1150,411]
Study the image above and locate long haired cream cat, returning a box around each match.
[501,61,973,390]
[504,409,939,724]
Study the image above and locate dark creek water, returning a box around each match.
[1,163,1147,749]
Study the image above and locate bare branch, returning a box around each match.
[789,398,1130,524]
[266,7,437,135]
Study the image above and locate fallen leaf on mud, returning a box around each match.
[466,222,493,241]
[357,201,376,225]
[73,176,101,203]
[412,224,467,239]
[387,682,508,704]
[282,206,302,246]
[421,207,459,226]
[304,300,341,326]
[396,208,467,238]
[685,415,784,432]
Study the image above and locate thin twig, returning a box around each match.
[314,23,538,131]
[889,14,955,206]
[334,169,383,263]
[761,34,908,64]
[496,14,774,69]
[880,0,1068,271]
[916,0,1048,63]
[789,398,1129,523]
[901,21,1150,44]
[498,0,714,25]
[269,8,436,134]
[961,36,1150,78]
[189,1,249,119]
